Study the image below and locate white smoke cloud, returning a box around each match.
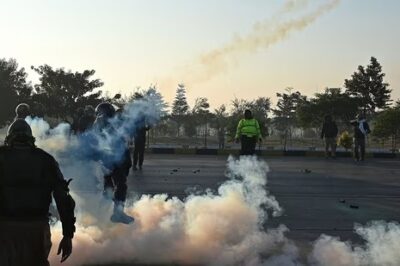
[310,221,400,266]
[45,156,294,266]
[22,95,400,266]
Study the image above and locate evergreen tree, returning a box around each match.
[171,84,189,136]
[344,57,392,114]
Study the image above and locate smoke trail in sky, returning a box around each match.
[281,0,312,13]
[182,0,340,84]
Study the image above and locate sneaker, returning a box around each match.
[132,166,138,171]
[139,165,143,170]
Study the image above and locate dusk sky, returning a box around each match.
[1,0,399,108]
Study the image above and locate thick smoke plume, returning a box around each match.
[310,221,400,266]
[22,94,400,266]
[183,0,340,84]
[24,96,297,265]
[47,157,298,266]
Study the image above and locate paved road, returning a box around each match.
[127,154,400,245]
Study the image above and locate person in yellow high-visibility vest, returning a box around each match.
[235,110,262,155]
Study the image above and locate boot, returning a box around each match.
[110,202,134,224]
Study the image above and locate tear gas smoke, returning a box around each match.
[281,0,311,13]
[310,221,400,266]
[24,94,400,266]
[47,157,298,266]
[182,0,340,84]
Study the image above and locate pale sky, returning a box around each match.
[1,0,399,109]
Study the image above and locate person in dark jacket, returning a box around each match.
[94,102,134,224]
[132,117,150,170]
[14,103,31,120]
[71,107,85,134]
[320,114,339,158]
[76,105,96,133]
[0,119,76,266]
[351,114,371,161]
[234,110,262,156]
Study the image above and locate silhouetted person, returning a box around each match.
[94,102,134,224]
[14,103,30,120]
[77,105,96,133]
[218,128,225,149]
[321,115,338,158]
[235,110,262,156]
[71,107,84,134]
[351,114,371,161]
[132,117,150,170]
[0,119,76,265]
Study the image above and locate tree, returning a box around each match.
[344,57,392,114]
[212,104,229,133]
[32,65,103,119]
[272,88,306,150]
[171,84,189,136]
[297,88,359,129]
[373,108,400,151]
[252,97,271,137]
[0,58,32,125]
[192,97,211,147]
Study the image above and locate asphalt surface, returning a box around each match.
[127,154,400,245]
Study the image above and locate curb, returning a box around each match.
[145,148,399,158]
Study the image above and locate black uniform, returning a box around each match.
[133,122,149,169]
[77,114,95,133]
[103,148,132,202]
[0,144,75,266]
[94,102,134,223]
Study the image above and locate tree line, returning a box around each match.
[1,57,399,149]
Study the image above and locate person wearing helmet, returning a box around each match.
[94,102,134,224]
[0,119,76,265]
[76,105,96,133]
[14,103,31,120]
[234,110,262,156]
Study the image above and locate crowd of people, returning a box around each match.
[0,102,372,265]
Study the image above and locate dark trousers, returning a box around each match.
[0,220,51,266]
[325,137,337,157]
[104,167,128,202]
[133,139,145,167]
[240,135,257,156]
[354,138,366,161]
